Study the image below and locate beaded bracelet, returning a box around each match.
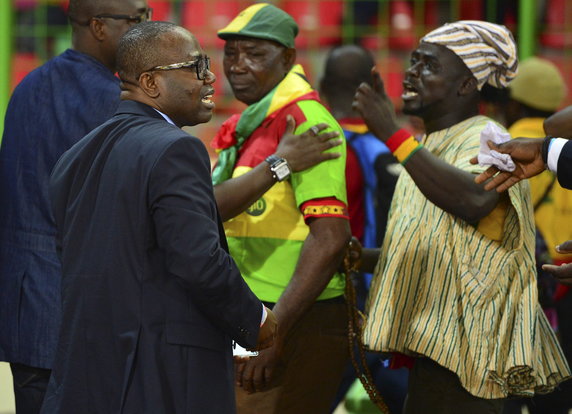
[385,128,423,165]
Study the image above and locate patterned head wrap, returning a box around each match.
[218,3,298,48]
[421,20,518,90]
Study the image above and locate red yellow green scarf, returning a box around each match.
[211,64,317,185]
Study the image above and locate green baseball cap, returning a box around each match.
[218,3,299,48]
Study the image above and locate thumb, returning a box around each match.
[284,115,296,135]
[486,140,501,151]
[556,240,572,253]
[371,67,385,95]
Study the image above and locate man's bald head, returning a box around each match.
[117,21,188,83]
[68,0,117,25]
[323,45,375,86]
[320,45,376,115]
[67,0,149,73]
[117,22,214,128]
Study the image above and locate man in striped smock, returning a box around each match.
[352,21,571,413]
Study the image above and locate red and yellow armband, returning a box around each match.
[300,197,349,222]
[386,128,423,165]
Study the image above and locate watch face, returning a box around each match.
[274,162,291,181]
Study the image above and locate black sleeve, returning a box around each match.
[148,136,261,348]
[557,140,572,190]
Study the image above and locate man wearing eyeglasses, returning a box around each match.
[0,1,149,413]
[213,4,351,413]
[40,21,276,414]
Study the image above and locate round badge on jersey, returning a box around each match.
[246,197,267,216]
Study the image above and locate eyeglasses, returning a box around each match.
[145,56,211,80]
[95,8,153,24]
[71,8,153,26]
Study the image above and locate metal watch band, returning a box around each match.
[265,154,291,182]
[265,154,282,167]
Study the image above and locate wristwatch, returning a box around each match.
[265,154,292,182]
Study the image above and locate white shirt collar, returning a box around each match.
[153,108,176,126]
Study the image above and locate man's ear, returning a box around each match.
[283,47,297,73]
[89,18,106,42]
[459,76,478,96]
[318,77,326,97]
[138,72,161,98]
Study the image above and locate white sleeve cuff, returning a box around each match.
[547,138,568,173]
[260,304,267,327]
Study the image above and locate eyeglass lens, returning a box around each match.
[142,8,153,22]
[197,57,210,80]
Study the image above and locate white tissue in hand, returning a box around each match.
[477,121,516,172]
[481,150,515,171]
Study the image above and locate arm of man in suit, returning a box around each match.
[235,217,350,393]
[214,116,342,221]
[544,107,572,189]
[544,105,572,139]
[470,106,572,192]
[469,138,547,192]
[149,136,263,349]
[470,138,572,191]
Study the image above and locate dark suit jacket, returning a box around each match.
[41,100,261,414]
[0,49,121,369]
[557,140,572,189]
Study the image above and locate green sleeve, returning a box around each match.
[291,100,348,206]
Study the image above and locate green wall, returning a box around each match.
[0,0,12,142]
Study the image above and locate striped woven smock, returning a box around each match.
[363,115,571,398]
[223,100,348,303]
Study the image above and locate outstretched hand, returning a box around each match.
[352,67,399,142]
[542,240,572,285]
[470,138,546,192]
[276,115,342,172]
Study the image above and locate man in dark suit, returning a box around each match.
[0,1,150,412]
[41,21,276,414]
